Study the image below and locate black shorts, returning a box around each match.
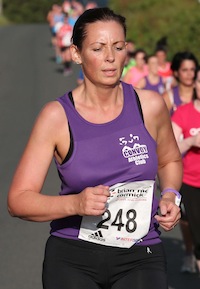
[42,236,168,289]
[180,182,200,259]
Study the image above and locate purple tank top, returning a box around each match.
[144,76,165,94]
[170,86,182,115]
[51,81,161,246]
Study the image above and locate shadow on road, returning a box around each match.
[162,237,200,289]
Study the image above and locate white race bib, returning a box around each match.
[78,180,154,248]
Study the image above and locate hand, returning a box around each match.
[154,197,181,231]
[192,132,200,148]
[75,185,110,216]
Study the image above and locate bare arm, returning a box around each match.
[162,89,173,112]
[155,107,182,192]
[8,101,110,222]
[136,89,182,230]
[172,121,200,154]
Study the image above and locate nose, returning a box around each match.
[105,47,115,62]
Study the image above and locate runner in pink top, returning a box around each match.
[123,49,148,87]
[172,66,200,274]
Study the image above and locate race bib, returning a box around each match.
[78,180,154,248]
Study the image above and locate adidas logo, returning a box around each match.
[88,230,105,242]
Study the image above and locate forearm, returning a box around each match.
[8,191,79,222]
[157,159,183,192]
[177,136,194,154]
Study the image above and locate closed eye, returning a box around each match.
[93,48,102,52]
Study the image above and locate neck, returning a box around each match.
[178,83,194,103]
[72,81,124,124]
[82,80,122,108]
[194,98,200,112]
[148,72,159,82]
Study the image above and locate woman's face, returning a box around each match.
[134,52,146,68]
[78,20,127,86]
[175,60,196,86]
[148,56,159,75]
[156,50,166,65]
[195,71,200,99]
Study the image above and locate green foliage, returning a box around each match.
[3,0,62,23]
[2,0,200,61]
[109,0,200,61]
[0,14,10,25]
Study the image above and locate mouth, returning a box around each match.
[102,68,117,76]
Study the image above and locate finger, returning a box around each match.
[94,185,110,196]
[157,214,180,230]
[91,209,106,216]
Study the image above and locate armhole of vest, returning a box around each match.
[61,91,74,165]
[133,89,144,123]
[68,91,75,106]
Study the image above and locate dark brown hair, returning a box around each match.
[71,7,126,50]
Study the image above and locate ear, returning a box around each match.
[70,45,82,64]
[174,71,178,78]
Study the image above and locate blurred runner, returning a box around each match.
[136,54,165,94]
[171,66,200,275]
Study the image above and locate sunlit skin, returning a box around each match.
[136,56,163,89]
[71,21,127,89]
[194,70,200,111]
[172,69,200,154]
[134,52,146,70]
[122,51,147,86]
[156,50,167,68]
[174,60,196,87]
[163,60,196,110]
[148,56,159,76]
[69,21,127,124]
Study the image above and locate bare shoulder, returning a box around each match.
[36,100,67,128]
[162,89,170,102]
[135,88,167,118]
[28,100,70,149]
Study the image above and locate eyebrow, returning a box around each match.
[90,41,126,45]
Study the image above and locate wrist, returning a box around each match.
[64,194,80,216]
[161,188,182,206]
[185,136,194,149]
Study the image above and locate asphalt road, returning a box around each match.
[0,24,199,289]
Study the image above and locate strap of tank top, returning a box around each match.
[61,91,74,164]
[68,91,74,106]
[68,88,144,123]
[122,81,144,123]
[134,89,144,123]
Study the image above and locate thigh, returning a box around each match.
[110,243,168,289]
[42,236,101,289]
[112,269,168,289]
[43,264,100,289]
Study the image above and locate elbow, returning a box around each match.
[7,203,29,220]
[7,194,23,218]
[7,201,19,218]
